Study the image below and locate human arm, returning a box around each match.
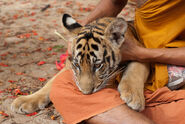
[120,36,185,66]
[136,47,185,66]
[81,0,128,25]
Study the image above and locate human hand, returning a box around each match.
[120,35,143,62]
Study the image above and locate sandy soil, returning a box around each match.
[0,0,135,123]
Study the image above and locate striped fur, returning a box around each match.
[63,14,128,94]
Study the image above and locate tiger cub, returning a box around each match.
[62,14,149,110]
[11,14,149,114]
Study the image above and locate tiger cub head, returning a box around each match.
[62,14,128,94]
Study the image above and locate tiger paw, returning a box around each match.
[11,94,50,114]
[118,83,145,111]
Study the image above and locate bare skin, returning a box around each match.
[87,105,155,124]
[122,45,185,66]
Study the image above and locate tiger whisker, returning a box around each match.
[106,66,127,81]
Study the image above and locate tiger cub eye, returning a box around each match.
[94,63,101,68]
[73,62,80,68]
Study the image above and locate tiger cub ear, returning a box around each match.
[105,18,128,48]
[62,14,82,34]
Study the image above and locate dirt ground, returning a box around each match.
[0,0,135,123]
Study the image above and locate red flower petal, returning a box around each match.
[13,14,18,19]
[47,47,52,51]
[29,18,36,21]
[0,63,8,67]
[60,52,68,64]
[0,52,8,56]
[38,78,46,82]
[16,72,25,75]
[32,30,38,36]
[37,61,45,65]
[31,12,36,16]
[52,52,57,55]
[38,37,44,41]
[0,90,4,93]
[33,32,38,35]
[8,80,16,83]
[14,89,21,95]
[0,111,9,117]
[25,33,31,38]
[17,34,24,38]
[26,112,37,116]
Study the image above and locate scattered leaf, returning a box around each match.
[41,4,51,12]
[53,45,64,52]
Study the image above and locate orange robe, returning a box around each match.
[50,0,185,123]
[50,70,185,124]
[134,0,185,91]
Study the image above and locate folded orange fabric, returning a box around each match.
[50,70,185,124]
[50,70,124,124]
[135,0,185,91]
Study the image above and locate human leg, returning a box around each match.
[50,69,154,124]
[86,104,155,124]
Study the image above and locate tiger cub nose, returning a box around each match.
[81,88,94,95]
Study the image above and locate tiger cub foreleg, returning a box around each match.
[118,62,149,111]
[11,60,71,114]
